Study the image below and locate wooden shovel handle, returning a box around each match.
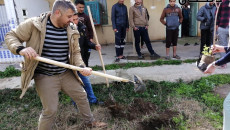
[87,6,110,87]
[34,56,129,82]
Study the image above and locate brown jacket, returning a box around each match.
[5,12,85,98]
[129,5,149,28]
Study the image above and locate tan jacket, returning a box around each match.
[129,5,149,28]
[5,12,85,98]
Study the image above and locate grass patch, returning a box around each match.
[0,66,21,78]
[92,59,196,71]
[1,74,229,129]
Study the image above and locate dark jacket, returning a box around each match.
[197,3,216,31]
[182,7,190,20]
[78,12,94,40]
[111,2,129,29]
[77,21,96,65]
[160,4,183,30]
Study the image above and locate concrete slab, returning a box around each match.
[89,42,201,66]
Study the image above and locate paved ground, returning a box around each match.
[1,39,230,90]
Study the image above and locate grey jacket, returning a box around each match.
[197,3,216,31]
[160,4,183,30]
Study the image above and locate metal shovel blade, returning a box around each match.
[133,75,146,93]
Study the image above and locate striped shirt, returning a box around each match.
[35,17,69,76]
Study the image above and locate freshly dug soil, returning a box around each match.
[105,98,179,129]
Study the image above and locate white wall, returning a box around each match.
[14,0,50,23]
[0,5,8,24]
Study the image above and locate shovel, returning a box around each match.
[34,56,146,93]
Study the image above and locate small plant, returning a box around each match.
[172,114,187,130]
[202,45,212,56]
[0,66,21,78]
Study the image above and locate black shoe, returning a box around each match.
[150,53,160,58]
[138,55,144,59]
[90,100,104,106]
[120,56,126,59]
[194,42,199,46]
[184,43,190,46]
[114,58,120,62]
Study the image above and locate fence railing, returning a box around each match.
[0,4,17,46]
[0,22,11,45]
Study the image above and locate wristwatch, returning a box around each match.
[211,62,217,67]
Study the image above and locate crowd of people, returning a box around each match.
[4,0,229,129]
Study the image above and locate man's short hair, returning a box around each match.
[75,0,85,5]
[52,0,77,14]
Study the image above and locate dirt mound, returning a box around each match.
[105,98,179,129]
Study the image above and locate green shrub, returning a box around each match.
[0,66,21,78]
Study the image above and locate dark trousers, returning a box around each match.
[141,35,144,46]
[133,27,155,56]
[166,29,179,48]
[182,19,189,37]
[200,29,213,54]
[115,25,126,57]
[81,52,90,67]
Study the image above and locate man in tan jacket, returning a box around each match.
[5,0,106,129]
[129,0,160,59]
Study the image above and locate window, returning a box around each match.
[22,9,27,17]
[85,0,108,25]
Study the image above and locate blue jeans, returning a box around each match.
[133,27,155,56]
[75,72,97,104]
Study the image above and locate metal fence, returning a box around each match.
[0,4,17,46]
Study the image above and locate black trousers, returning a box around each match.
[115,25,126,57]
[133,27,155,56]
[182,19,189,37]
[166,29,179,48]
[200,29,213,54]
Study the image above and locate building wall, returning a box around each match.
[14,0,50,23]
[0,0,4,5]
[46,0,208,44]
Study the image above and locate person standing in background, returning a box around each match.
[197,2,216,56]
[129,0,160,59]
[111,0,129,62]
[160,0,183,60]
[140,0,150,49]
[182,2,190,37]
